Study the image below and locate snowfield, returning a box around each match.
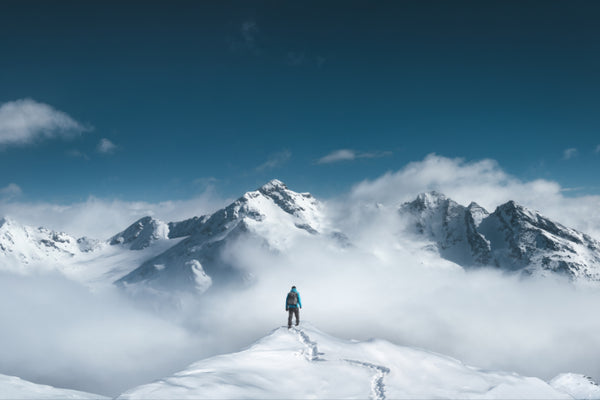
[118,323,576,400]
[0,374,107,400]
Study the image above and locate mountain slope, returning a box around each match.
[478,201,600,280]
[118,323,570,400]
[401,192,600,281]
[0,217,99,271]
[0,373,107,400]
[109,216,169,250]
[115,180,326,293]
[400,192,492,266]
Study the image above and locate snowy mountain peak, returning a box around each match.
[109,216,169,250]
[411,191,449,210]
[467,202,489,227]
[116,181,326,293]
[0,217,85,267]
[258,178,288,192]
[401,192,492,266]
[402,192,600,281]
[0,216,20,230]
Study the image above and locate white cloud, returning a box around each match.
[97,138,117,154]
[67,149,90,160]
[347,153,600,240]
[0,183,22,199]
[0,99,89,147]
[0,190,230,239]
[563,147,578,160]
[256,150,291,171]
[318,149,355,163]
[317,149,392,164]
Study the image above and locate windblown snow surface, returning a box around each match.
[0,373,106,400]
[119,323,574,400]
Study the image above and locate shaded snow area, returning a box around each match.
[118,323,570,400]
[0,374,106,400]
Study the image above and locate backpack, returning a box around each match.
[286,291,298,306]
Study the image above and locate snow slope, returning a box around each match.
[109,216,169,250]
[118,323,570,400]
[550,374,600,400]
[0,373,107,400]
[0,217,98,272]
[0,216,185,290]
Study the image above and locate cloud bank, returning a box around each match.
[1,154,600,396]
[347,153,600,240]
[0,99,89,147]
[0,190,229,240]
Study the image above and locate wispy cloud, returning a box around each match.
[595,145,600,154]
[563,147,578,160]
[0,183,22,199]
[0,99,89,147]
[256,150,291,171]
[228,19,260,54]
[241,20,259,48]
[317,149,392,164]
[67,149,90,160]
[286,52,306,66]
[97,138,117,154]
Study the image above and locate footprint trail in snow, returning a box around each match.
[292,326,390,400]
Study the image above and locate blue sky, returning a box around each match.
[1,1,600,204]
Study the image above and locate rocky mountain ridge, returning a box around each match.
[401,191,600,281]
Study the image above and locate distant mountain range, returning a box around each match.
[400,191,600,281]
[1,180,599,295]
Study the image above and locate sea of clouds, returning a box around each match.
[1,154,600,396]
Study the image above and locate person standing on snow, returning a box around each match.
[285,286,302,329]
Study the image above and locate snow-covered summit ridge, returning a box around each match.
[401,191,492,266]
[118,323,572,399]
[109,216,169,250]
[550,373,600,400]
[401,192,600,281]
[0,216,100,268]
[116,180,326,293]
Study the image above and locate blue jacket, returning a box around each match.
[285,288,302,309]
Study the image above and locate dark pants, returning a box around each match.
[287,308,299,328]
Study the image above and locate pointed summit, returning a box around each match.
[467,202,489,227]
[109,216,169,250]
[258,179,288,193]
[400,192,491,266]
[116,181,326,293]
